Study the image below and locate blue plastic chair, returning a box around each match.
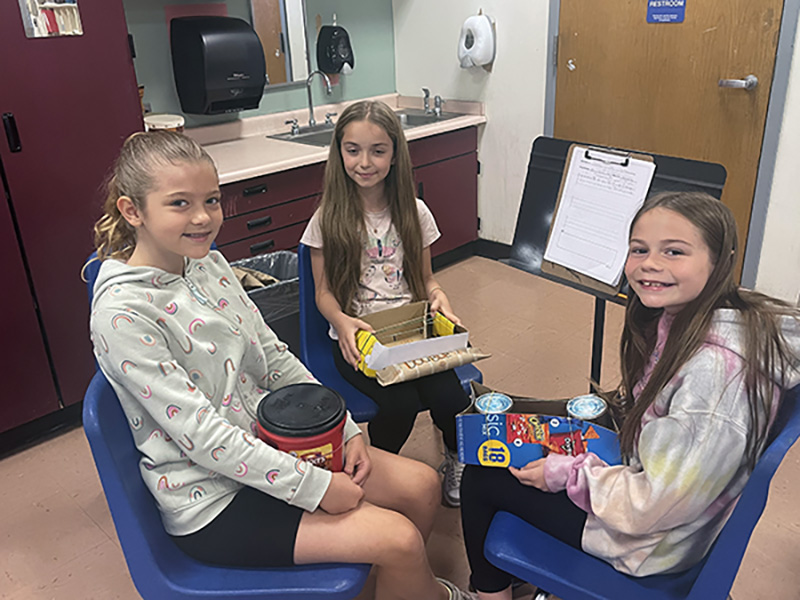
[297,243,483,422]
[484,384,800,600]
[84,251,101,306]
[83,370,370,599]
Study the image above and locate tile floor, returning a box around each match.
[1,256,799,599]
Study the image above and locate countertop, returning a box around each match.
[187,93,486,185]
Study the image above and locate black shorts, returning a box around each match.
[171,486,304,567]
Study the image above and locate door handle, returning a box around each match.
[718,75,758,90]
[3,113,21,152]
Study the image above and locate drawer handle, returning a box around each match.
[243,184,267,197]
[417,181,425,200]
[246,215,273,230]
[250,239,275,255]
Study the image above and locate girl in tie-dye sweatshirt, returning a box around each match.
[89,131,477,600]
[461,192,800,598]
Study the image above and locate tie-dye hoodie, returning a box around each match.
[545,309,800,576]
[90,250,362,536]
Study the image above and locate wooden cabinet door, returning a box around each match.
[0,181,60,432]
[555,0,783,275]
[414,152,479,256]
[0,1,143,409]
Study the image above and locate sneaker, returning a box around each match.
[437,577,479,600]
[440,447,466,508]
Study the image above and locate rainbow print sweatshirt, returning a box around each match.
[90,251,362,536]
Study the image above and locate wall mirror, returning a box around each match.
[249,0,310,87]
[18,0,83,38]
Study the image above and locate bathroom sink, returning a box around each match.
[268,110,461,147]
[269,125,335,147]
[395,109,460,128]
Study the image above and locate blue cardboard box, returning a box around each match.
[457,382,621,468]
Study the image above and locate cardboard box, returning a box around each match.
[355,301,468,375]
[457,382,621,468]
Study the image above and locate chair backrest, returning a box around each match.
[685,383,800,597]
[84,251,101,306]
[82,370,369,599]
[297,243,334,367]
[297,243,379,421]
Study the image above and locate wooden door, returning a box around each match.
[252,0,288,84]
[0,1,143,409]
[555,0,784,274]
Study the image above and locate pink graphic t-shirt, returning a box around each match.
[300,199,440,337]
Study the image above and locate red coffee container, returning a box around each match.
[257,384,347,472]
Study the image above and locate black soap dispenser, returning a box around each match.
[170,16,266,115]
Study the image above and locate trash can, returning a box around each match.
[231,251,300,355]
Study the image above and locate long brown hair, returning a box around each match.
[90,131,215,264]
[616,191,798,470]
[319,100,425,314]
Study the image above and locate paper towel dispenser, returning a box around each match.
[170,16,266,115]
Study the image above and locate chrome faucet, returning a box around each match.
[285,118,300,136]
[434,95,445,118]
[422,87,432,114]
[306,70,332,128]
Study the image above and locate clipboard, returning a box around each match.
[541,143,655,297]
[505,136,726,388]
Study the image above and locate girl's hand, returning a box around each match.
[319,472,365,514]
[335,315,374,368]
[343,435,372,486]
[429,288,461,326]
[509,458,551,492]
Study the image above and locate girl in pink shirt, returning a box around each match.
[300,100,471,509]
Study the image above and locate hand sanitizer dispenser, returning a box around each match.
[170,16,266,115]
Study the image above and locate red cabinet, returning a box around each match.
[216,163,325,261]
[217,127,479,261]
[0,1,143,429]
[409,128,479,256]
[0,198,60,433]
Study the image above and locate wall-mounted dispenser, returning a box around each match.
[457,11,496,71]
[170,16,266,115]
[316,15,354,75]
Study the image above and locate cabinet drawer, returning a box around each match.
[408,127,478,168]
[216,195,318,246]
[221,162,325,218]
[218,221,308,261]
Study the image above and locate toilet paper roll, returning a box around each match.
[457,14,495,69]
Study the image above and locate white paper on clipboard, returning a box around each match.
[543,146,656,286]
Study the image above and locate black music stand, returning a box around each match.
[505,137,726,389]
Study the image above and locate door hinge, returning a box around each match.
[552,34,559,69]
[477,217,481,231]
[477,159,481,175]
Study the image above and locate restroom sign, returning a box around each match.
[647,0,686,23]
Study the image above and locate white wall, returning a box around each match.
[393,1,800,303]
[755,9,800,303]
[392,1,550,244]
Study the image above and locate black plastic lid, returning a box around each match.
[257,384,346,437]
